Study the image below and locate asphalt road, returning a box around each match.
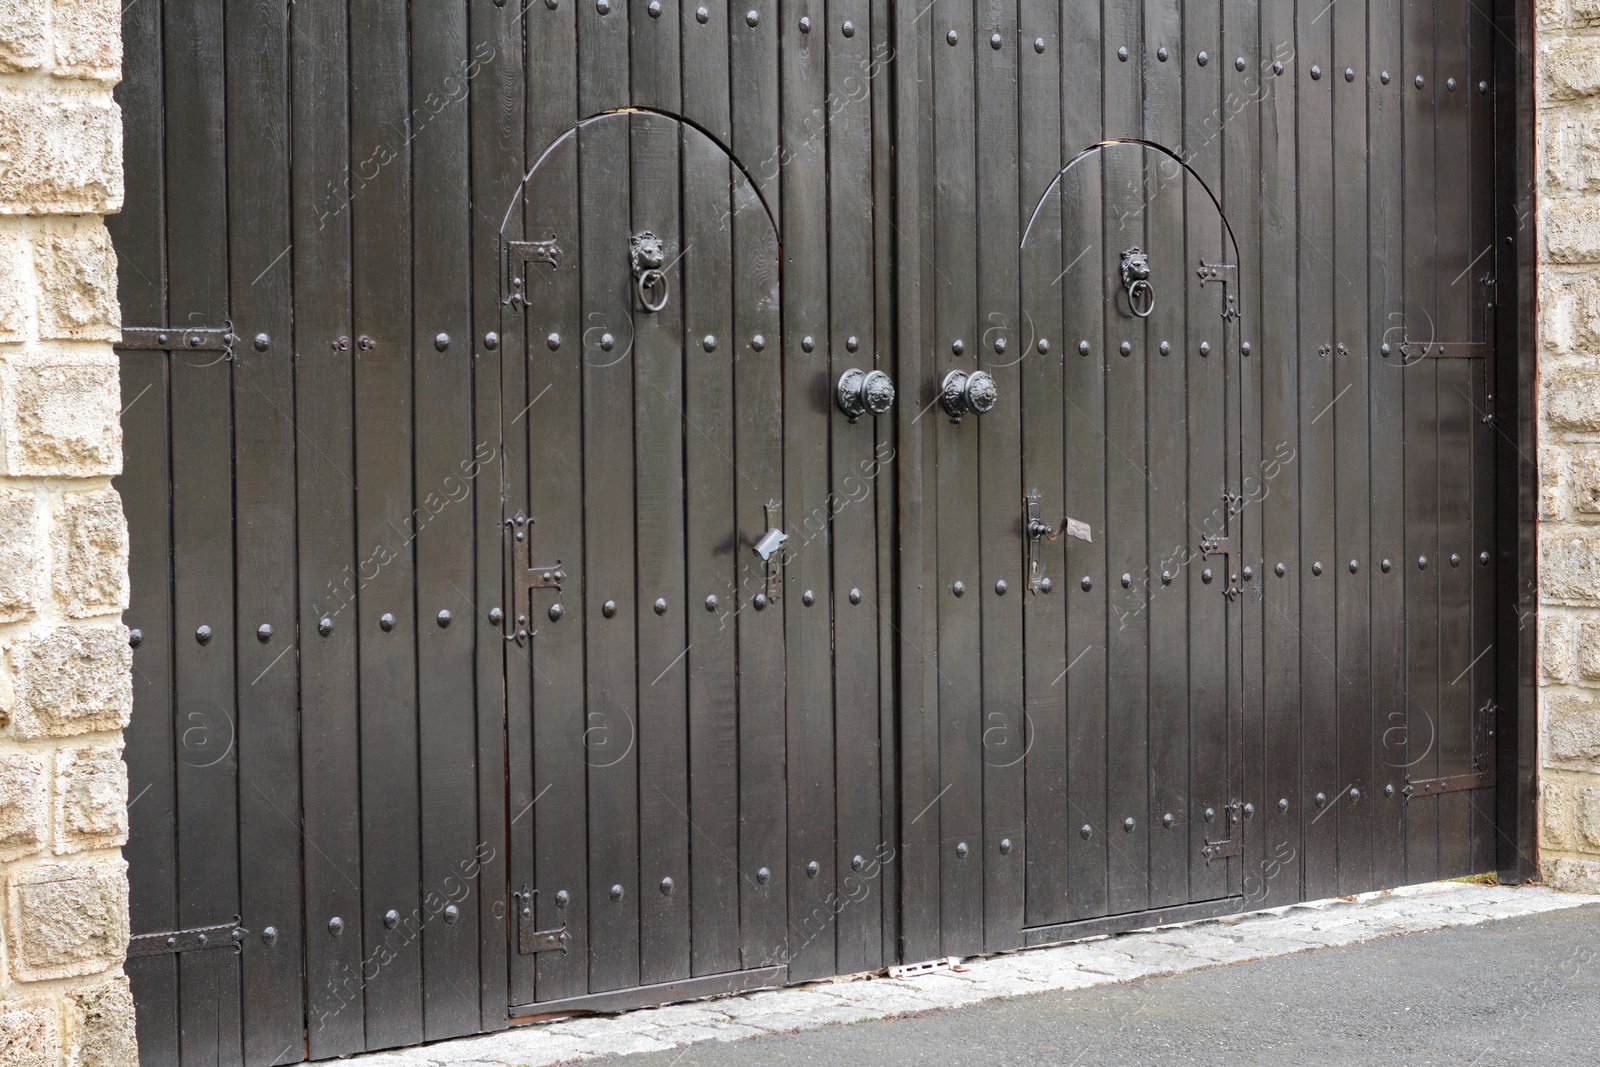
[589,903,1600,1067]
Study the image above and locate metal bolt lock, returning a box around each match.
[836,368,896,420]
[384,909,400,929]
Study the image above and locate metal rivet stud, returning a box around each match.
[196,625,213,645]
[1418,555,1428,570]
[952,339,965,355]
[610,884,624,901]
[328,917,344,935]
[1079,339,1091,355]
[705,595,718,611]
[1384,784,1396,798]
[802,336,815,352]
[1243,566,1255,580]
[1157,47,1169,62]
[444,904,459,923]
[744,9,757,26]
[1273,60,1284,75]
[1081,824,1093,839]
[757,867,771,884]
[549,603,564,621]
[1350,788,1361,802]
[262,926,278,946]
[544,332,560,351]
[1162,570,1173,585]
[1479,80,1488,94]
[1381,70,1391,84]
[1415,74,1425,88]
[380,613,396,632]
[850,587,863,604]
[754,593,768,610]
[1345,67,1355,82]
[953,581,965,597]
[254,332,271,351]
[1159,340,1171,356]
[1034,38,1045,54]
[357,335,375,352]
[384,909,400,929]
[956,842,969,858]
[1123,817,1136,832]
[1120,340,1132,356]
[1278,798,1289,813]
[1038,338,1050,354]
[660,877,674,895]
[1382,558,1393,572]
[488,607,505,625]
[602,600,617,618]
[846,335,859,352]
[1312,561,1323,576]
[319,617,333,637]
[1196,50,1208,66]
[990,32,1002,49]
[947,29,959,45]
[1347,560,1358,574]
[129,629,143,649]
[1311,64,1322,80]
[1480,551,1490,566]
[1205,807,1216,822]
[1118,46,1129,62]
[432,610,450,629]
[1162,812,1174,828]
[1242,341,1252,355]
[1202,568,1214,584]
[1447,77,1457,92]
[1081,576,1093,591]
[1236,56,1247,71]
[994,336,1007,355]
[696,5,708,22]
[556,889,570,907]
[256,623,272,643]
[654,597,668,615]
[803,590,815,606]
[1040,577,1053,593]
[1200,341,1211,357]
[1121,573,1132,588]
[1244,803,1255,819]
[1450,553,1461,568]
[703,335,716,351]
[544,0,556,7]
[596,0,609,12]
[806,860,820,877]
[485,331,499,349]
[599,332,614,351]
[852,854,866,871]
[1274,562,1285,577]
[1315,792,1328,808]
[751,334,765,351]
[799,15,811,32]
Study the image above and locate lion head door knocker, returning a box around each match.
[631,230,669,313]
[1120,247,1155,319]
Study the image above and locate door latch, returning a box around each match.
[513,887,570,955]
[1196,259,1239,322]
[507,512,564,646]
[1200,535,1242,601]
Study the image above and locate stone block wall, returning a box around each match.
[1541,2,1600,892]
[0,1,137,1064]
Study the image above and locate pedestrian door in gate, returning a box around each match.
[498,2,899,1009]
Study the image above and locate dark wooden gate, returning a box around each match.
[111,0,1519,1063]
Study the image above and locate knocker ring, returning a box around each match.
[1120,247,1155,319]
[631,231,669,313]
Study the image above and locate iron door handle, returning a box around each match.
[836,368,896,421]
[939,369,998,422]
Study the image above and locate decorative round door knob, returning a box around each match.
[836,368,896,420]
[940,369,999,421]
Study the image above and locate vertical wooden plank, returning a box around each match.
[727,0,786,974]
[1019,0,1066,931]
[1368,0,1408,891]
[1295,0,1338,905]
[1402,0,1441,886]
[1221,0,1264,910]
[111,0,177,1052]
[1142,0,1191,912]
[931,0,982,957]
[163,0,242,1057]
[829,0,885,976]
[631,111,692,987]
[470,0,521,1027]
[1433,0,1476,879]
[1062,2,1108,926]
[1331,0,1373,897]
[292,0,363,1051]
[1257,0,1302,909]
[682,1,730,145]
[519,0,581,1010]
[224,0,303,1057]
[349,0,423,1045]
[681,124,740,977]
[1102,17,1151,912]
[976,0,1023,953]
[577,115,640,994]
[631,0,681,110]
[411,0,482,1038]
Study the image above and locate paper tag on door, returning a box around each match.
[1064,518,1092,543]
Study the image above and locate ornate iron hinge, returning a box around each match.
[128,919,245,958]
[504,236,563,308]
[1404,702,1497,799]
[120,325,237,354]
[507,512,564,647]
[1200,802,1242,864]
[1196,259,1239,322]
[513,888,569,955]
